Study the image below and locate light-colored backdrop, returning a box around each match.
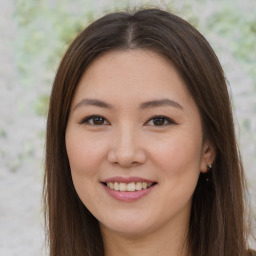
[0,0,255,255]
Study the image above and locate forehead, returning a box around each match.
[72,49,193,107]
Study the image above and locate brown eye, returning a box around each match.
[91,116,105,125]
[152,117,166,126]
[80,115,109,125]
[146,115,175,127]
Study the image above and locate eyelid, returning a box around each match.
[79,114,176,126]
[79,115,110,125]
[145,115,177,126]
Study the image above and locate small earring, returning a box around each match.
[206,164,213,170]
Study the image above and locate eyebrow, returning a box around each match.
[140,98,183,110]
[73,98,183,111]
[73,98,113,110]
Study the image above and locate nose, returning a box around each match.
[107,126,147,167]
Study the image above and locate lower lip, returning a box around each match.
[102,184,156,202]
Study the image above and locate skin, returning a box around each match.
[65,49,215,256]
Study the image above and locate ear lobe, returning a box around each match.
[200,140,216,173]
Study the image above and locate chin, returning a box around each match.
[100,215,154,236]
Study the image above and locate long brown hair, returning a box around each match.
[44,8,253,256]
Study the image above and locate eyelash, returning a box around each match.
[146,115,177,126]
[79,115,109,125]
[79,115,177,127]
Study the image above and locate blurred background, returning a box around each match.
[0,0,255,255]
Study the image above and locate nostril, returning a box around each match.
[107,145,147,167]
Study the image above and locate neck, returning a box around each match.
[101,217,190,256]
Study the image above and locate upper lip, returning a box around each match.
[101,176,156,184]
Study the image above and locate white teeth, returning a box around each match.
[127,182,135,192]
[135,182,142,191]
[114,182,119,191]
[119,183,126,191]
[106,181,154,192]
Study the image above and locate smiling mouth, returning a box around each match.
[102,182,156,192]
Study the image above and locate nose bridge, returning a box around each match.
[118,122,135,147]
[108,122,146,166]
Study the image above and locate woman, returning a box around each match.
[44,8,255,256]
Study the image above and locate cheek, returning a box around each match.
[65,132,107,177]
[148,132,202,180]
[65,132,107,206]
[150,135,202,211]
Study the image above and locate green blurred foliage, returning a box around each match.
[34,94,49,117]
[206,6,256,88]
[14,0,100,115]
[15,0,92,85]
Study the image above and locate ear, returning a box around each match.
[200,139,216,173]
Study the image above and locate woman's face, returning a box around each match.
[65,50,215,237]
